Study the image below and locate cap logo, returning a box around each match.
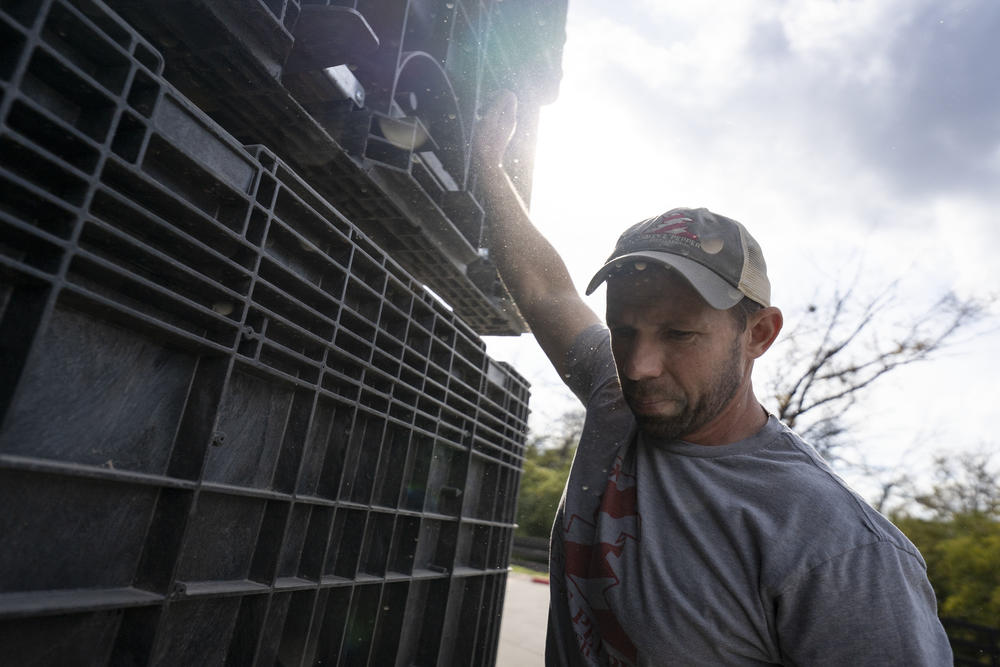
[647,213,699,241]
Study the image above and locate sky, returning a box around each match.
[483,0,1000,497]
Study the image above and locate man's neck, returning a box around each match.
[682,385,768,446]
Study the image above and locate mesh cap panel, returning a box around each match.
[736,224,770,306]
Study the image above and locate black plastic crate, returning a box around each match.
[0,0,527,663]
[97,0,568,335]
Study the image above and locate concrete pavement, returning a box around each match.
[496,572,550,666]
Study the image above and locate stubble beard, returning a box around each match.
[627,337,744,442]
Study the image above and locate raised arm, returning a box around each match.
[473,92,602,381]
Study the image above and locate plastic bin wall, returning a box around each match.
[0,0,530,663]
[99,0,570,335]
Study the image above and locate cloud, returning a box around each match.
[554,0,1000,266]
[849,2,1000,197]
[736,0,1000,200]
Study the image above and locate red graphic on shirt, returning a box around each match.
[563,457,640,666]
[647,212,699,240]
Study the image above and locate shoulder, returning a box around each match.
[564,324,621,406]
[774,539,951,665]
[742,423,924,586]
[759,429,950,661]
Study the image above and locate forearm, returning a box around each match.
[471,91,600,377]
[478,165,578,317]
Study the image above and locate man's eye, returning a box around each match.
[610,327,635,339]
[665,330,695,340]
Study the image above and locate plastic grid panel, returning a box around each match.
[106,0,301,80]
[0,2,528,664]
[95,0,566,336]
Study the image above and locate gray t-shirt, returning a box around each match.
[546,325,952,666]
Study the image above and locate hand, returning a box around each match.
[472,90,518,172]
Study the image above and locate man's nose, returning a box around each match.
[621,337,663,382]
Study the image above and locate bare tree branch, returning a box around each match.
[765,277,989,462]
[913,449,1000,519]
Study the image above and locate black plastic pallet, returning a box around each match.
[97,0,569,335]
[0,0,529,663]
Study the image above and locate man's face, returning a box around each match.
[606,266,748,441]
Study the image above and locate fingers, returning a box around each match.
[474,90,518,170]
[486,90,518,143]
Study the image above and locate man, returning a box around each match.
[475,92,952,666]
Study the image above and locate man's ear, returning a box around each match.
[746,307,782,359]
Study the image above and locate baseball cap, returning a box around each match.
[584,207,770,309]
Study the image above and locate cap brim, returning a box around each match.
[584,251,745,310]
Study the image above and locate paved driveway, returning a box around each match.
[496,572,550,666]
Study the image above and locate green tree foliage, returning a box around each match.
[895,513,1000,626]
[516,450,572,537]
[892,451,1000,627]
[516,409,583,538]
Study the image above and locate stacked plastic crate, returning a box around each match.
[103,0,569,335]
[0,0,550,664]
